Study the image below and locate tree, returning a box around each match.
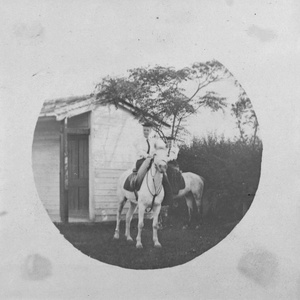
[94,60,230,141]
[231,81,259,145]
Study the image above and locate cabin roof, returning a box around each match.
[39,95,170,127]
[40,95,96,121]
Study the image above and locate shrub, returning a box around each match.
[177,134,262,222]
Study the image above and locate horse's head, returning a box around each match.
[153,147,168,174]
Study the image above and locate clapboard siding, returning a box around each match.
[94,177,119,184]
[94,196,118,204]
[94,189,117,196]
[95,168,124,178]
[91,106,142,220]
[33,102,149,223]
[95,182,117,190]
[95,202,118,210]
[32,118,60,216]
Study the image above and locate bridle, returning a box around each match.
[145,154,167,212]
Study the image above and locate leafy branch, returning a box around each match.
[94,60,231,141]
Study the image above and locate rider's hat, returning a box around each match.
[142,121,153,127]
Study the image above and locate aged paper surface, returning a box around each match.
[1,1,300,299]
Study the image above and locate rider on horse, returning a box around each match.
[124,122,173,206]
[133,122,154,172]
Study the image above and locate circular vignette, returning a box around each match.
[31,60,262,269]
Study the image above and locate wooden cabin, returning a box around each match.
[32,95,168,222]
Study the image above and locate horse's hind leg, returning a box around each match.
[113,197,127,239]
[194,177,205,229]
[125,201,137,242]
[194,192,203,229]
[183,195,193,229]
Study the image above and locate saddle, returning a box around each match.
[123,158,153,194]
[123,173,138,192]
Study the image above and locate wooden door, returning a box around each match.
[68,134,89,218]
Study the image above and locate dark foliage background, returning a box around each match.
[177,134,263,222]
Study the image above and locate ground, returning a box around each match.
[54,213,238,270]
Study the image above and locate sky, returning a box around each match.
[183,78,242,141]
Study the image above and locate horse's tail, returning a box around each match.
[199,175,206,192]
[195,175,206,201]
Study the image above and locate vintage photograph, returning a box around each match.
[32,60,262,269]
[1,0,299,298]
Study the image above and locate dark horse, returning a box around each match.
[162,172,205,229]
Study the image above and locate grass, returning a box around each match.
[54,215,237,270]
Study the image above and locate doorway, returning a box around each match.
[67,134,89,218]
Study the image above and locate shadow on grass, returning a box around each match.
[54,217,237,270]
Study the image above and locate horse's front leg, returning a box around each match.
[136,203,146,249]
[114,197,127,239]
[152,204,162,248]
[125,201,137,242]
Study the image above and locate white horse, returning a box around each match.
[113,148,169,248]
[173,172,205,228]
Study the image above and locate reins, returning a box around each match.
[145,160,163,213]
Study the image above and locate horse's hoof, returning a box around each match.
[113,234,119,240]
[126,237,134,243]
[154,243,162,248]
[136,243,143,249]
[182,225,189,230]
